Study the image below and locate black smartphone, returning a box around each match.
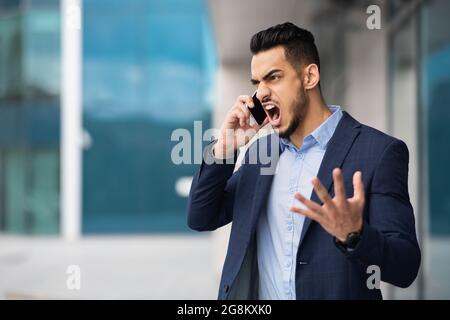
[248,92,267,125]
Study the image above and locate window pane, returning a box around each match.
[0,0,60,235]
[82,0,215,233]
[421,0,450,299]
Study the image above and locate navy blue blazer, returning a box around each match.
[187,112,421,300]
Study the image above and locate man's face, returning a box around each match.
[251,46,308,139]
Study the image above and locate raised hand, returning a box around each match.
[290,168,365,242]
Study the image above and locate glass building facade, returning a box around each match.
[388,0,450,299]
[420,1,450,236]
[0,0,215,234]
[81,0,215,233]
[0,0,60,234]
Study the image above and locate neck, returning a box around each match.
[289,99,332,149]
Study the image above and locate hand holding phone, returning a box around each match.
[213,94,267,159]
[247,92,267,126]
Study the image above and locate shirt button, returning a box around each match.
[286,261,291,268]
[287,225,293,231]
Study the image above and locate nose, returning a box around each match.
[256,86,271,103]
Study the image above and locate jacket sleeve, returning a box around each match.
[344,139,421,288]
[186,142,242,231]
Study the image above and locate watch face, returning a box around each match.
[346,232,361,249]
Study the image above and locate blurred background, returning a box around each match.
[0,0,449,299]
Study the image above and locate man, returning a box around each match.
[187,22,420,300]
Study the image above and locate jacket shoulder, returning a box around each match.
[358,123,407,151]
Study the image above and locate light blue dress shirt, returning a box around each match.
[256,105,343,300]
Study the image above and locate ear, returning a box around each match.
[303,64,320,90]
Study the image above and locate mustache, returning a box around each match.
[261,97,279,105]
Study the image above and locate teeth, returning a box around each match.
[265,104,276,110]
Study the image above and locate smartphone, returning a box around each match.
[248,92,267,125]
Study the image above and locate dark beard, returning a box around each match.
[278,87,309,139]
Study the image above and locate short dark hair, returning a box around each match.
[250,22,320,73]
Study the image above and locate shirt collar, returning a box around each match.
[280,105,343,153]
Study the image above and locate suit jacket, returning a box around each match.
[187,111,421,300]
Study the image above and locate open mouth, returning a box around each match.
[263,103,281,127]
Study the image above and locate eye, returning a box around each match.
[271,75,281,81]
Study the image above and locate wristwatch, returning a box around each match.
[335,228,363,251]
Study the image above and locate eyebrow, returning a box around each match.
[251,69,282,85]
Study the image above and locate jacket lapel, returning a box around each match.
[298,112,361,247]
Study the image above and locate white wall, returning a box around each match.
[344,30,388,132]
